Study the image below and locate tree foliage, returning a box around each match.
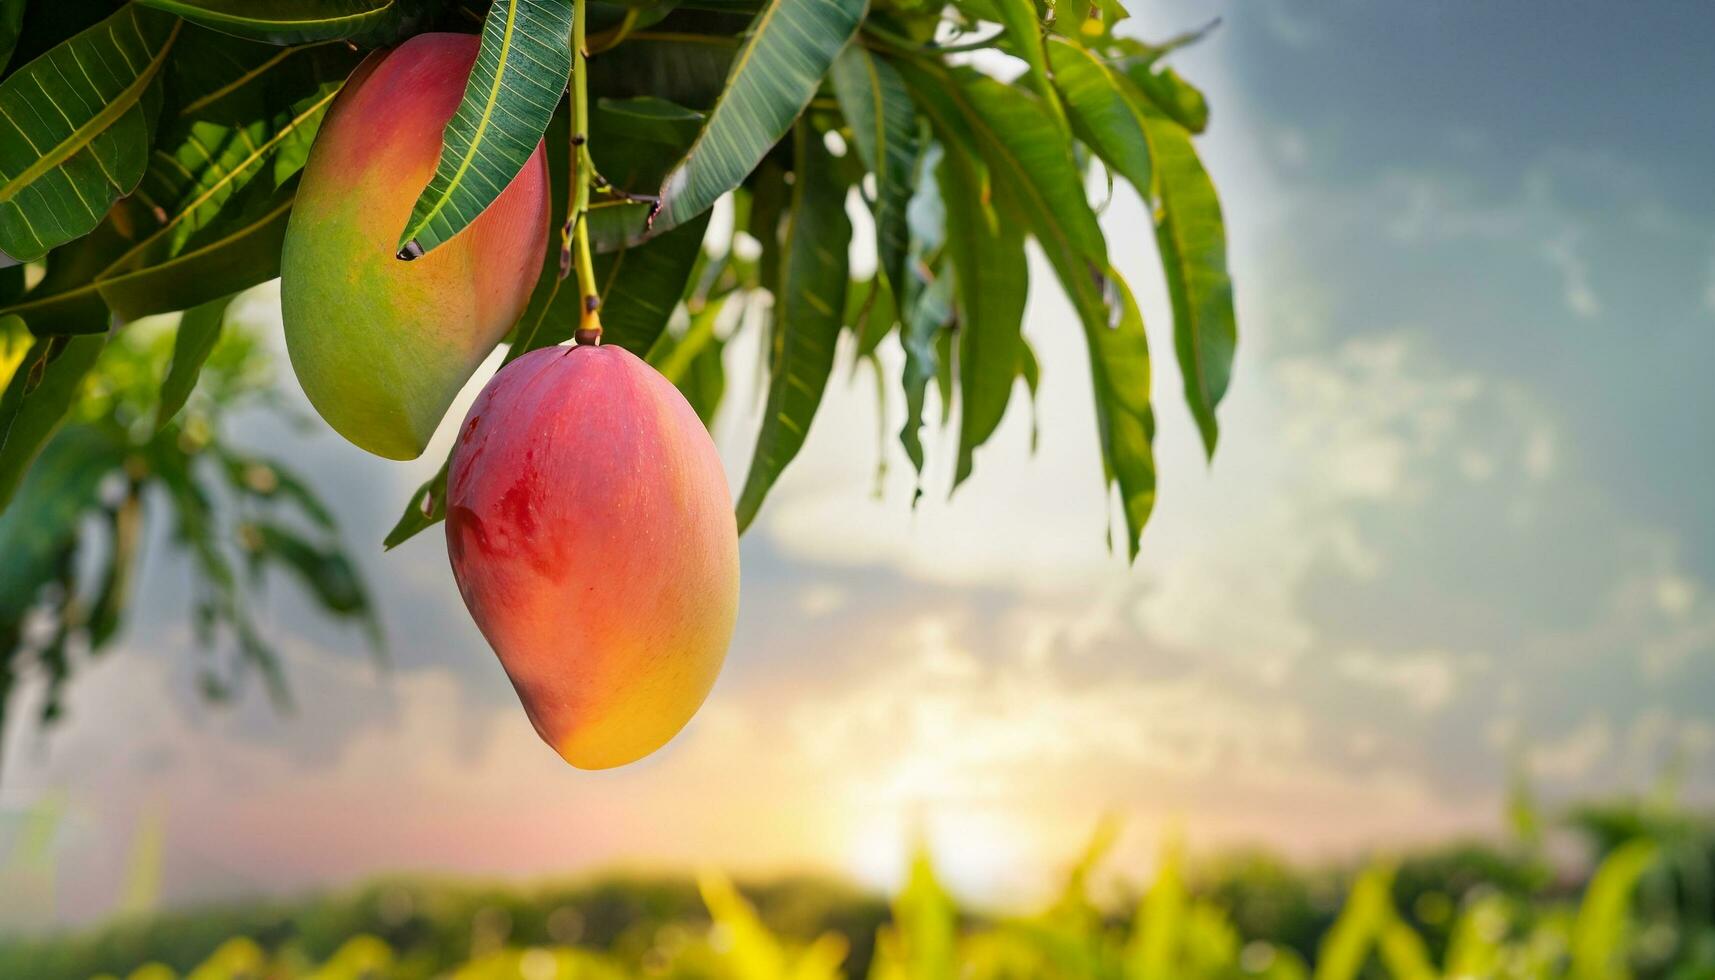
[0,0,1236,739]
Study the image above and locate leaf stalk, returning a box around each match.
[566,0,603,344]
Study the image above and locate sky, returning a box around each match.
[4,0,1715,929]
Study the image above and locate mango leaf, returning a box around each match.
[0,333,107,513]
[0,5,180,261]
[588,28,738,110]
[1046,38,1150,197]
[1086,269,1157,556]
[397,0,572,258]
[1132,97,1234,458]
[137,0,415,45]
[648,292,729,427]
[0,216,132,335]
[0,0,23,74]
[1109,38,1209,134]
[733,126,851,532]
[829,43,920,300]
[383,462,449,550]
[93,45,350,320]
[899,269,951,478]
[985,0,1064,127]
[653,0,867,232]
[931,136,1026,491]
[585,95,706,250]
[596,215,713,353]
[155,294,231,430]
[902,59,1158,554]
[245,520,382,650]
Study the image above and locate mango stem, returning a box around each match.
[568,0,602,345]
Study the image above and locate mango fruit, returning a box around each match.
[446,345,741,769]
[280,33,549,460]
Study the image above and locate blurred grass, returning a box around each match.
[1,795,1712,979]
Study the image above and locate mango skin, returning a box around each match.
[446,345,741,769]
[281,33,548,460]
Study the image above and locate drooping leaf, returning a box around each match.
[937,138,1026,490]
[383,462,449,551]
[1079,268,1156,557]
[245,520,382,648]
[397,0,572,258]
[1046,38,1150,197]
[733,125,851,532]
[653,0,868,232]
[0,211,135,335]
[1133,98,1234,458]
[902,58,1157,553]
[155,294,231,430]
[0,5,180,261]
[0,333,107,513]
[899,269,952,478]
[138,0,415,44]
[0,426,123,642]
[830,43,920,299]
[897,60,1105,270]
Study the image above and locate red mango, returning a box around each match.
[446,345,741,769]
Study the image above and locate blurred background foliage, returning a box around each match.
[2,790,1712,979]
[0,308,382,768]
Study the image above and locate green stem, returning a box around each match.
[567,0,602,343]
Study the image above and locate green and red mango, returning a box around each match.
[446,346,741,769]
[281,33,548,460]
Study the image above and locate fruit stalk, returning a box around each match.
[566,0,602,345]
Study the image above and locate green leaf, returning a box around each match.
[397,0,572,258]
[829,43,920,301]
[0,0,24,74]
[585,95,706,249]
[0,333,107,513]
[596,215,713,354]
[588,28,738,110]
[1110,39,1209,134]
[1134,100,1234,458]
[898,269,951,478]
[0,217,130,335]
[986,0,1064,128]
[733,125,851,532]
[0,425,123,635]
[937,139,1026,491]
[137,0,413,45]
[1082,269,1156,558]
[1572,839,1657,980]
[901,59,1158,554]
[383,462,449,550]
[93,40,350,319]
[648,292,729,427]
[1046,38,1150,198]
[0,5,180,261]
[653,0,868,232]
[155,294,231,430]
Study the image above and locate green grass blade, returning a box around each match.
[396,0,571,258]
[0,5,180,261]
[734,126,851,532]
[653,0,868,232]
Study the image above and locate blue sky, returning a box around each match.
[3,0,1714,927]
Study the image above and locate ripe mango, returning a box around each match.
[446,346,741,769]
[281,33,549,460]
